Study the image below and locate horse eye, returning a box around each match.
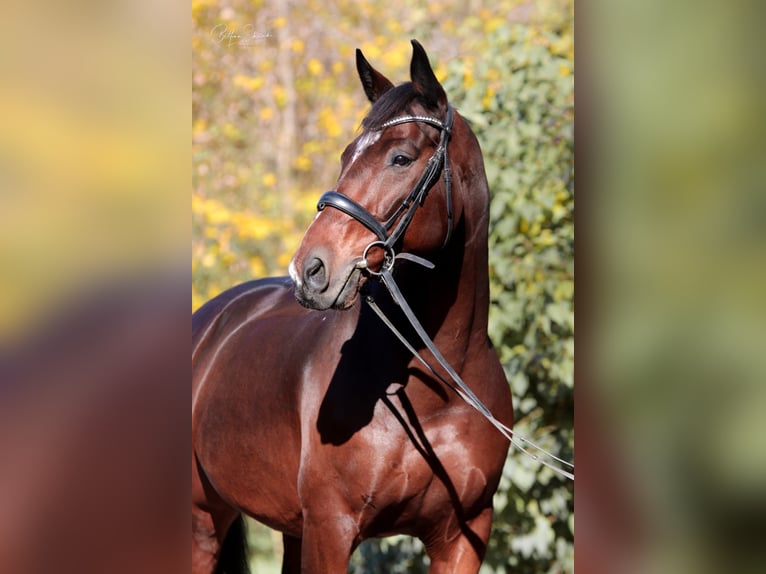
[391,154,412,167]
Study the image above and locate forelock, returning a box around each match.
[361,82,418,131]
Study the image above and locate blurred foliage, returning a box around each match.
[0,0,186,342]
[192,1,573,572]
[589,2,766,573]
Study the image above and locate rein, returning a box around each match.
[315,106,574,482]
[365,266,575,482]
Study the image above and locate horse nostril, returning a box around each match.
[303,256,328,292]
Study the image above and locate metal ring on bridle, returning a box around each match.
[362,241,396,276]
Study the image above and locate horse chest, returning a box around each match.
[306,399,487,527]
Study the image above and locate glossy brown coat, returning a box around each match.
[192,41,513,573]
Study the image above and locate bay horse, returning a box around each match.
[192,40,514,573]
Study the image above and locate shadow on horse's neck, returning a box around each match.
[396,206,490,347]
[316,214,489,446]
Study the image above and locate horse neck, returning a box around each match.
[397,181,490,369]
[439,205,489,354]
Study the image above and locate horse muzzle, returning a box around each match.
[289,251,365,311]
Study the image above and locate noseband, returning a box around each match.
[316,105,455,270]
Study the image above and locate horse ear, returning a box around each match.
[356,49,394,103]
[410,39,447,112]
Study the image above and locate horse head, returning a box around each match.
[290,40,464,310]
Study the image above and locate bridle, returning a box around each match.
[311,104,574,481]
[316,105,455,274]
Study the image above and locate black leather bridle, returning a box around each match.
[316,105,455,273]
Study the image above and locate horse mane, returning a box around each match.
[361,82,420,131]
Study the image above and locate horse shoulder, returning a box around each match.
[193,277,294,355]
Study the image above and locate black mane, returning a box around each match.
[361,82,419,131]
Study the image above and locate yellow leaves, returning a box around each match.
[250,258,266,278]
[428,3,445,16]
[338,44,354,61]
[433,64,448,84]
[192,288,205,313]
[485,17,506,34]
[318,107,342,138]
[258,60,275,74]
[222,122,241,141]
[463,68,475,89]
[297,192,320,214]
[519,217,543,238]
[233,213,273,241]
[554,280,574,303]
[386,19,403,36]
[203,226,217,239]
[360,41,381,61]
[331,61,345,75]
[191,0,216,20]
[292,155,312,171]
[553,189,571,222]
[272,84,287,108]
[537,229,555,247]
[261,172,277,187]
[191,193,204,213]
[273,16,287,29]
[552,203,568,221]
[551,33,574,60]
[301,140,323,156]
[524,281,540,296]
[193,190,295,283]
[291,39,305,54]
[193,117,208,140]
[201,252,216,268]
[482,86,496,110]
[559,64,572,78]
[442,18,457,35]
[307,58,324,76]
[233,74,265,92]
[382,48,407,70]
[277,252,293,270]
[194,196,233,225]
[335,94,356,121]
[259,107,274,121]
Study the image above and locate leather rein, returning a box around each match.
[314,105,574,481]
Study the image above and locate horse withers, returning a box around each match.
[192,40,513,573]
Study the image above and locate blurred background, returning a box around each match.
[584,1,766,572]
[193,0,574,572]
[0,1,188,573]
